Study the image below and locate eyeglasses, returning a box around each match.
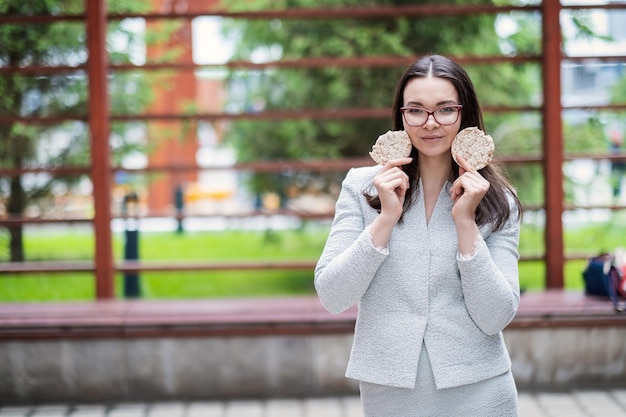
[400,105,462,127]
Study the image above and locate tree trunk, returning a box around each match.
[8,224,24,262]
[7,161,26,262]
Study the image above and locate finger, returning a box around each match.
[387,177,409,192]
[374,171,410,193]
[455,154,474,175]
[376,167,409,183]
[450,176,464,201]
[383,157,413,170]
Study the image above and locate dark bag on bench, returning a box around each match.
[583,254,626,312]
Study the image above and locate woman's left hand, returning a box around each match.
[450,154,490,224]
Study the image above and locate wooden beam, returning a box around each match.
[86,0,114,299]
[542,1,565,289]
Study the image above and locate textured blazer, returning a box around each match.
[314,165,521,389]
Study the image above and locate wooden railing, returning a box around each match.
[1,2,626,296]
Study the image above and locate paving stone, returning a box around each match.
[575,390,626,417]
[68,405,107,417]
[303,398,343,417]
[223,400,263,417]
[265,399,303,417]
[186,402,224,417]
[107,404,147,417]
[30,405,70,417]
[2,390,624,417]
[536,393,589,417]
[518,392,547,417]
[146,403,185,417]
[0,406,32,417]
[611,390,626,410]
[341,396,363,417]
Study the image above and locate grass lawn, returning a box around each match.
[0,217,624,302]
[0,226,326,302]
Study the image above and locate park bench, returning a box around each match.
[0,290,624,339]
[0,290,624,403]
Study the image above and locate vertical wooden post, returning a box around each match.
[542,0,565,288]
[86,0,114,299]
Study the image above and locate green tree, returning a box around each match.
[0,0,152,261]
[611,75,626,105]
[220,1,616,209]
[220,0,538,200]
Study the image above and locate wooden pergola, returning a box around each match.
[1,1,626,298]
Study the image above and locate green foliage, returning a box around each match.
[221,1,617,210]
[0,0,153,173]
[505,164,544,206]
[569,11,613,43]
[0,0,154,260]
[610,72,626,107]
[497,11,542,56]
[220,0,541,197]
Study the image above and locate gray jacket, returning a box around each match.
[314,165,520,389]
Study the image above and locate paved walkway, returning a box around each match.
[2,390,626,417]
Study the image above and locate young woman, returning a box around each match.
[314,55,523,416]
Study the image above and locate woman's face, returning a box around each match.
[401,76,461,161]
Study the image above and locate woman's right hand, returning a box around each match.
[373,157,412,224]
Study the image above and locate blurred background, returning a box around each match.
[1,0,625,300]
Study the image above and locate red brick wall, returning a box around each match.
[145,0,220,214]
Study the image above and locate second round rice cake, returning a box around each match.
[369,130,412,165]
[451,127,495,170]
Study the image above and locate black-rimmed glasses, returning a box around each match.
[400,105,462,127]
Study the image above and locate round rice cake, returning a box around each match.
[451,127,495,170]
[369,130,412,165]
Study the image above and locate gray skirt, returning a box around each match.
[359,343,518,417]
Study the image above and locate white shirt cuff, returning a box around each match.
[457,234,483,261]
[366,225,389,255]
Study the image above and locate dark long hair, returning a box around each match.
[365,54,522,231]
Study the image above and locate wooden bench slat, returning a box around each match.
[0,290,623,340]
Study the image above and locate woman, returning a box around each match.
[314,55,522,416]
